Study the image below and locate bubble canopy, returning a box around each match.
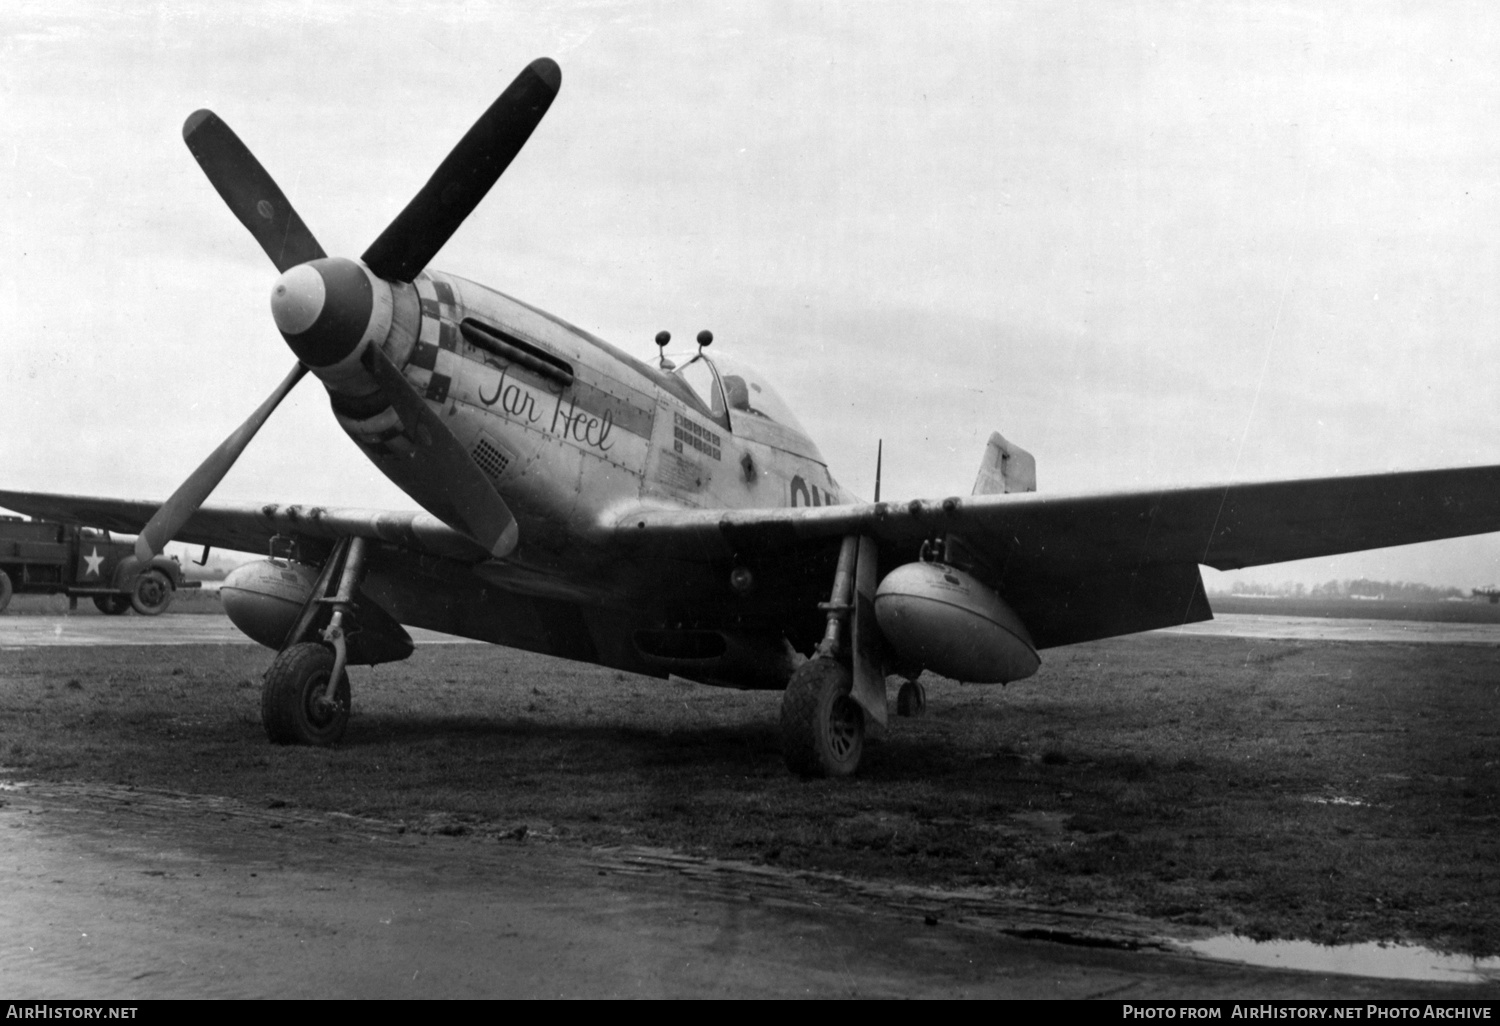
[668,352,822,463]
[711,354,811,437]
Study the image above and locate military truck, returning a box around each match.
[0,516,193,615]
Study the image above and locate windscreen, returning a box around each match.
[672,354,726,422]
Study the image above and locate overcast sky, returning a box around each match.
[4,1,1500,589]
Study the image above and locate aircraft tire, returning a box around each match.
[779,656,863,778]
[93,594,130,615]
[262,642,350,746]
[0,570,11,614]
[896,679,926,718]
[130,570,174,616]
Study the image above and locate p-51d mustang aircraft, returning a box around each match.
[7,57,1500,777]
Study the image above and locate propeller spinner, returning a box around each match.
[134,58,562,563]
[269,257,379,370]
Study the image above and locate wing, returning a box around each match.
[614,464,1500,648]
[0,490,488,563]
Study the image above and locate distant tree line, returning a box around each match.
[1225,579,1466,601]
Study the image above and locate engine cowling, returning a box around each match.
[873,562,1040,684]
[221,559,319,650]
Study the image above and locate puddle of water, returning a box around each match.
[1181,935,1500,983]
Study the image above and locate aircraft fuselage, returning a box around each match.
[335,268,853,609]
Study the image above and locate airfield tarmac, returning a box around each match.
[1161,613,1500,645]
[4,610,1495,649]
[0,615,468,648]
[2,612,1497,999]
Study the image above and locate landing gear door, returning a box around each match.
[851,534,887,731]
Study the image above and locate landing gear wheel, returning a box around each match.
[780,657,864,778]
[93,594,130,615]
[0,570,11,614]
[261,642,350,746]
[129,570,174,616]
[896,679,927,718]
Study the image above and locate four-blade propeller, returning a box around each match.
[134,58,560,563]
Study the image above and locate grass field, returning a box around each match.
[2,630,1497,956]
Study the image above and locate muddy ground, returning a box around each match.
[6,776,1486,999]
[2,624,1499,995]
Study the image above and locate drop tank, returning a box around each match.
[873,561,1040,684]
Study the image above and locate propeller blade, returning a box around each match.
[361,58,560,282]
[183,110,327,273]
[134,362,309,562]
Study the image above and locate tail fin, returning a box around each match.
[972,432,1036,495]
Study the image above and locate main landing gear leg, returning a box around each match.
[780,535,865,778]
[262,537,369,746]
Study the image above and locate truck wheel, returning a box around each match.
[262,643,350,746]
[93,594,130,615]
[129,570,173,616]
[0,570,11,614]
[779,657,864,778]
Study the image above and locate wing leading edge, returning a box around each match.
[0,491,488,563]
[10,464,1500,652]
[615,464,1500,647]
